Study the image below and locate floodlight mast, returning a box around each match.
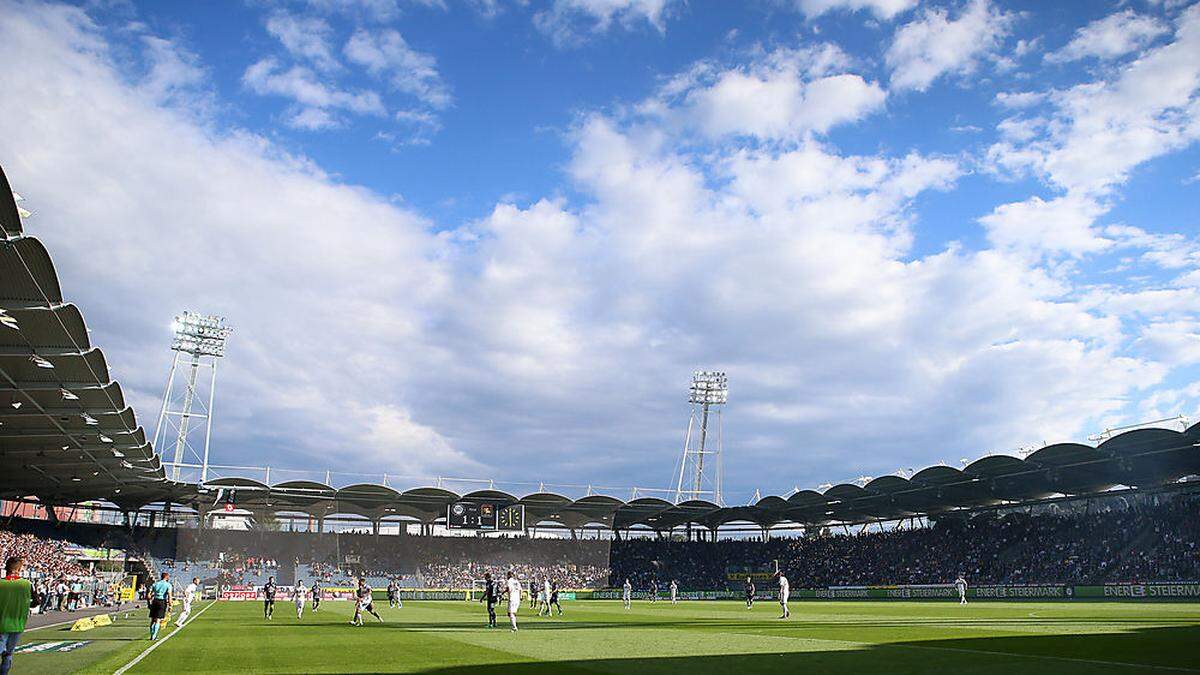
[152,312,232,483]
[672,371,727,506]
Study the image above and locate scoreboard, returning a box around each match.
[446,502,525,531]
[447,501,494,529]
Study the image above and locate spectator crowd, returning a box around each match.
[609,497,1200,589]
[0,530,120,613]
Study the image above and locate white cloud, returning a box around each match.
[534,0,679,47]
[243,57,386,128]
[344,28,451,109]
[138,35,207,106]
[794,0,917,20]
[2,0,1197,494]
[885,0,1016,92]
[983,5,1200,259]
[1136,320,1200,366]
[0,1,462,476]
[264,11,340,73]
[994,90,1046,109]
[978,193,1111,257]
[1046,9,1169,64]
[651,46,886,141]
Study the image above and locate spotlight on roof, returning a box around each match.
[61,389,79,401]
[12,192,30,219]
[99,435,113,443]
[0,309,18,331]
[81,413,98,426]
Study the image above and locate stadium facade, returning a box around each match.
[2,163,1199,537]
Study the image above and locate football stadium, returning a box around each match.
[3,1,1200,673]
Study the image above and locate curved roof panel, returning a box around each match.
[1098,428,1192,486]
[964,454,1053,500]
[460,489,518,504]
[0,237,61,305]
[1027,443,1116,494]
[0,165,23,237]
[911,465,995,507]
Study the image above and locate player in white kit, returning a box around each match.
[955,574,968,605]
[776,572,790,619]
[539,578,552,616]
[293,581,306,620]
[669,580,678,605]
[505,571,523,632]
[175,577,199,627]
[622,579,632,609]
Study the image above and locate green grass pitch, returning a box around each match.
[16,599,1200,674]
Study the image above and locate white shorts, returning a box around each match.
[780,593,790,603]
[508,600,521,614]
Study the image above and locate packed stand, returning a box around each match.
[609,496,1200,588]
[0,530,119,613]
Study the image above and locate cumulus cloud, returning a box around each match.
[886,0,1016,92]
[794,0,917,20]
[983,5,1200,258]
[2,0,1198,495]
[0,2,461,477]
[978,193,1111,257]
[264,11,340,73]
[344,28,451,109]
[243,57,386,128]
[1045,9,1170,64]
[534,0,679,46]
[648,46,886,141]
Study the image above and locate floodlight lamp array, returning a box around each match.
[170,311,232,357]
[689,370,728,405]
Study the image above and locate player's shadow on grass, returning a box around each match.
[343,624,1200,675]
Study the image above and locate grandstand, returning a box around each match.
[2,162,1199,672]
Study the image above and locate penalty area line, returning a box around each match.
[113,600,216,675]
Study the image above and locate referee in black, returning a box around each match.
[479,572,498,628]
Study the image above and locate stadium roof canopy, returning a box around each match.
[1,163,1199,530]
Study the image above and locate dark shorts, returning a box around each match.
[149,599,168,620]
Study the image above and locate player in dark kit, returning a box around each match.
[549,580,563,616]
[263,577,277,620]
[310,580,321,612]
[479,572,498,627]
[745,576,755,609]
[352,579,383,625]
[387,580,401,608]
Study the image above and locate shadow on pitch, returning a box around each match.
[332,625,1200,675]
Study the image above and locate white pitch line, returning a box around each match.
[113,600,216,675]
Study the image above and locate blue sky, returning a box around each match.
[1,0,1198,502]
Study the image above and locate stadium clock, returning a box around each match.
[497,504,525,531]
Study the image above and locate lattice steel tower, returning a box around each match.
[672,371,727,505]
[153,312,232,482]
